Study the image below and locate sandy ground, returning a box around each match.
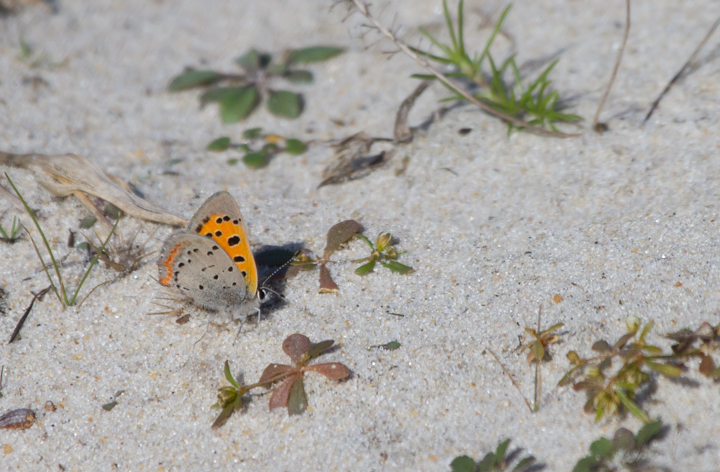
[1,0,720,470]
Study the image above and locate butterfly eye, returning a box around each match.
[258,287,270,302]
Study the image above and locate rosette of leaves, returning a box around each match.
[168,46,344,122]
[572,420,666,472]
[353,232,414,275]
[211,360,250,429]
[207,127,307,169]
[450,439,537,472]
[258,334,350,415]
[0,214,22,243]
[410,1,581,134]
[559,317,683,423]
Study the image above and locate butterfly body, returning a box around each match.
[157,192,262,320]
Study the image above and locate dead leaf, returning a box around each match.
[319,133,393,187]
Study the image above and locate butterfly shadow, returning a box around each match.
[251,242,307,321]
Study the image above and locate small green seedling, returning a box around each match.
[369,340,401,351]
[168,46,344,122]
[0,214,22,243]
[353,232,414,275]
[572,420,664,472]
[207,127,307,169]
[411,1,581,134]
[6,173,120,308]
[450,439,537,472]
[518,307,563,411]
[211,360,250,429]
[101,390,125,412]
[211,334,350,427]
[559,317,683,423]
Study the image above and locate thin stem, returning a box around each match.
[592,0,630,130]
[70,217,121,306]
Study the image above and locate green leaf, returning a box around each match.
[287,46,344,64]
[635,420,662,447]
[450,455,476,472]
[287,376,307,415]
[284,139,307,155]
[242,127,263,139]
[226,158,239,166]
[79,215,97,229]
[572,457,597,472]
[242,151,268,168]
[101,401,118,411]
[235,49,270,72]
[200,86,243,106]
[589,437,613,459]
[355,260,376,275]
[381,261,414,274]
[308,340,335,359]
[267,90,303,118]
[380,341,401,351]
[614,386,650,424]
[494,439,510,461]
[167,70,222,91]
[207,137,231,152]
[220,86,260,123]
[284,70,313,83]
[644,360,682,377]
[104,203,121,220]
[224,360,240,389]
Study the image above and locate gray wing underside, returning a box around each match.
[157,232,252,314]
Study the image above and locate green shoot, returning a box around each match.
[353,232,414,275]
[0,215,22,243]
[412,1,581,134]
[450,439,537,472]
[6,173,120,307]
[207,128,307,169]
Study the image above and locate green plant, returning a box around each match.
[6,173,119,307]
[353,232,414,275]
[450,439,536,472]
[559,317,683,423]
[411,1,581,134]
[207,127,307,168]
[168,46,343,122]
[573,420,666,472]
[211,334,349,428]
[0,214,22,242]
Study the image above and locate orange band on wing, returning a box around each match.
[196,214,258,295]
[159,243,182,286]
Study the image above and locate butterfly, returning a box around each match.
[157,191,267,320]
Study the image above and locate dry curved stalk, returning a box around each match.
[0,152,186,227]
[347,0,579,138]
[592,0,631,132]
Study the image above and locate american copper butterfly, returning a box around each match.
[157,191,266,320]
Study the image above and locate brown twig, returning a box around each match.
[347,0,579,138]
[643,16,720,124]
[592,0,631,132]
[8,285,51,344]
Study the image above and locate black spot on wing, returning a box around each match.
[227,235,240,246]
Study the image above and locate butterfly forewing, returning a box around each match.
[187,192,259,296]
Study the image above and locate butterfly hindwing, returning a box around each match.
[157,232,249,312]
[186,191,259,296]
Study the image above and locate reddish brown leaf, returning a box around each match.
[258,363,295,384]
[305,362,350,380]
[269,375,297,410]
[699,355,716,376]
[283,334,311,364]
[318,264,338,293]
[323,220,361,260]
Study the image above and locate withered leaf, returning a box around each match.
[318,264,339,293]
[699,355,715,376]
[319,132,393,187]
[324,220,361,259]
[0,408,35,430]
[259,363,295,384]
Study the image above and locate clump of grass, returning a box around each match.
[450,439,537,472]
[207,127,307,169]
[211,334,349,428]
[168,46,344,122]
[0,214,22,243]
[559,317,683,423]
[6,173,119,308]
[573,420,665,472]
[411,1,581,135]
